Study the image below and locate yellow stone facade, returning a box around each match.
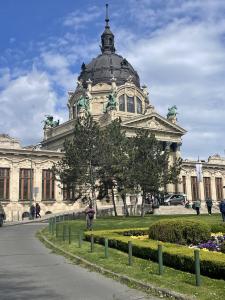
[0,135,81,221]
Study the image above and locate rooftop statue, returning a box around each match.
[105,91,117,112]
[43,115,60,128]
[77,94,90,112]
[167,105,178,119]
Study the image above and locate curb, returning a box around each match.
[39,233,195,300]
[3,219,47,227]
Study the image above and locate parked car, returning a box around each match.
[163,194,185,206]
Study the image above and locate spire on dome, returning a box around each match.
[101,4,115,54]
[105,3,109,28]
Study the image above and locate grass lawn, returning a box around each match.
[61,213,223,232]
[39,214,225,300]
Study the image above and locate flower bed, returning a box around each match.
[193,233,225,253]
[84,228,225,280]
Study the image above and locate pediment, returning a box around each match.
[121,112,186,136]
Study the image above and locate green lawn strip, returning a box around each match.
[59,214,223,233]
[41,228,225,300]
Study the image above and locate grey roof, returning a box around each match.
[78,8,140,88]
[78,53,140,88]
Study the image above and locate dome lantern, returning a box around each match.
[101,4,115,54]
[77,4,140,88]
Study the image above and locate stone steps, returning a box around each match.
[154,205,220,215]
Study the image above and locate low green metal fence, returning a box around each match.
[48,217,202,286]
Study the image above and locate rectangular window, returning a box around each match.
[19,169,33,201]
[127,96,135,113]
[203,177,211,199]
[182,176,186,194]
[63,184,73,201]
[136,97,142,114]
[0,168,10,201]
[119,95,125,111]
[215,177,223,201]
[191,176,199,201]
[42,170,55,200]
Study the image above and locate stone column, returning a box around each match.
[34,166,42,203]
[186,174,192,201]
[198,180,204,201]
[11,163,19,203]
[10,163,20,221]
[210,176,217,202]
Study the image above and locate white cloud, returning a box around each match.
[0,69,65,146]
[115,3,225,159]
[63,6,101,29]
[42,53,69,70]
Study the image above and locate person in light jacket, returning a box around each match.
[194,199,201,215]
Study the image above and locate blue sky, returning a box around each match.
[0,0,225,160]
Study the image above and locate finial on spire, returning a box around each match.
[105,3,109,28]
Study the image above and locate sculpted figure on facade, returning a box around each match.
[43,115,60,129]
[77,94,90,113]
[104,91,117,112]
[167,105,178,119]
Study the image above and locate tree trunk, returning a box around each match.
[111,188,118,216]
[141,190,146,217]
[91,186,97,220]
[122,193,129,216]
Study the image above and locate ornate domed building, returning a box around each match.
[0,6,224,221]
[42,8,186,160]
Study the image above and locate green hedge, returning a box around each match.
[84,228,225,280]
[211,223,225,233]
[148,219,211,245]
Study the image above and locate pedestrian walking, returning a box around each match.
[205,198,213,215]
[35,203,41,218]
[85,203,95,230]
[219,199,225,222]
[30,204,35,219]
[194,199,201,215]
[0,203,5,227]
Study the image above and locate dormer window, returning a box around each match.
[127,96,135,113]
[137,97,142,114]
[119,95,125,111]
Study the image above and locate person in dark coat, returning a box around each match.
[35,203,41,218]
[219,199,225,222]
[30,204,35,219]
[205,198,213,215]
[0,203,5,227]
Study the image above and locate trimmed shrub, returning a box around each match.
[84,228,225,280]
[148,219,211,245]
[211,223,225,233]
[123,229,148,236]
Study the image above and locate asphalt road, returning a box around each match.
[0,223,160,300]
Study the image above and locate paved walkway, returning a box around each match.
[0,223,159,300]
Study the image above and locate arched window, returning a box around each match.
[137,97,142,114]
[119,95,125,111]
[127,96,135,113]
